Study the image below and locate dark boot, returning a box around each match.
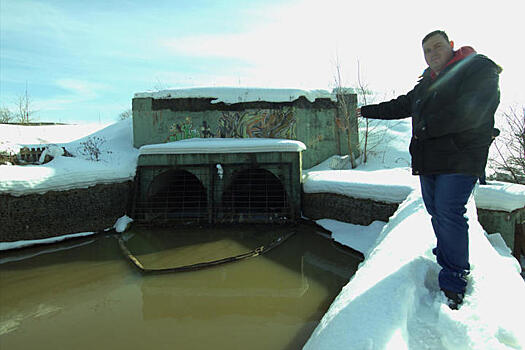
[442,289,464,310]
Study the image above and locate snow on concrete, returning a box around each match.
[139,137,306,155]
[303,164,417,203]
[475,181,525,212]
[0,119,138,196]
[133,86,337,103]
[316,219,387,256]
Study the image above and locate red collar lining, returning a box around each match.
[430,46,476,80]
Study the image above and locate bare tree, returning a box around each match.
[0,107,14,123]
[356,59,370,163]
[333,58,357,168]
[15,83,36,124]
[490,105,525,184]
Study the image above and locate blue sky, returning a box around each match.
[1,0,523,124]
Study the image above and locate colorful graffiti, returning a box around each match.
[245,109,295,139]
[165,117,199,142]
[165,108,296,142]
[217,108,296,139]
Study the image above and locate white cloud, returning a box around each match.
[55,79,109,99]
[157,0,524,99]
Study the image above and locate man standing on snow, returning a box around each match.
[357,30,501,309]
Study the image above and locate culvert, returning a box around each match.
[220,168,290,223]
[143,169,208,222]
[132,138,305,225]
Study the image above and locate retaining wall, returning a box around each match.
[0,182,132,242]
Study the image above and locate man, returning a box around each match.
[357,30,501,309]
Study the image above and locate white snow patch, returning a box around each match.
[133,87,337,103]
[475,181,525,212]
[0,119,139,196]
[38,144,64,164]
[0,232,95,251]
[113,215,133,233]
[0,123,109,145]
[139,137,306,155]
[303,166,417,203]
[316,219,386,256]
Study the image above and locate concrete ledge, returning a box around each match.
[477,207,524,256]
[0,181,133,242]
[302,192,399,226]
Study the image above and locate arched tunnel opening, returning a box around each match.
[144,169,208,221]
[222,168,290,222]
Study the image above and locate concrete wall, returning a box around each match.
[132,95,359,169]
[302,192,399,226]
[477,207,524,254]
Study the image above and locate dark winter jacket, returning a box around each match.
[360,47,501,177]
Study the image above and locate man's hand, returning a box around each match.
[356,108,362,117]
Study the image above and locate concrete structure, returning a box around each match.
[477,207,524,257]
[132,139,304,225]
[132,90,359,170]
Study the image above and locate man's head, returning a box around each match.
[422,30,454,75]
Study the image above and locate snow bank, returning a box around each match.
[139,137,306,155]
[304,192,525,350]
[133,87,337,103]
[0,119,138,196]
[0,123,109,145]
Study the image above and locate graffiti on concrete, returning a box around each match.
[164,108,296,142]
[165,117,199,142]
[216,111,250,138]
[245,109,295,138]
[217,108,296,139]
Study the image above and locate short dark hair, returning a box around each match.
[422,30,449,45]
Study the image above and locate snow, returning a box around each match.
[0,231,95,251]
[133,86,337,103]
[114,215,134,233]
[475,181,525,212]
[0,119,138,196]
[316,219,387,256]
[0,123,109,145]
[139,137,306,155]
[304,164,417,203]
[305,191,525,349]
[1,104,524,349]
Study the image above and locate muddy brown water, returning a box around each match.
[0,224,360,350]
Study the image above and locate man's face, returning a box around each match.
[423,34,454,74]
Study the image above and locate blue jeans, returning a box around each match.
[420,174,477,293]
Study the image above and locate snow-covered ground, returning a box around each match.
[1,91,524,349]
[0,119,138,196]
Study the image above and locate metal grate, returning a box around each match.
[219,168,290,223]
[134,168,209,224]
[132,163,292,225]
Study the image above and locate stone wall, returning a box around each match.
[302,192,399,226]
[0,182,133,242]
